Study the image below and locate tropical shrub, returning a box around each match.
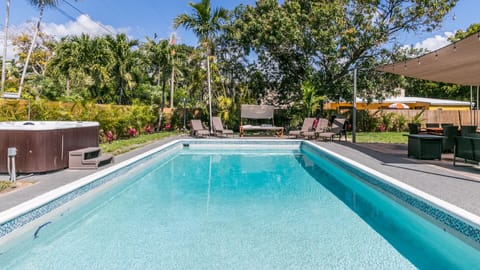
[1,99,159,138]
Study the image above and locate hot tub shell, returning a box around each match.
[0,121,99,173]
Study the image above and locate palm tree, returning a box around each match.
[174,0,228,133]
[17,0,59,98]
[1,0,11,93]
[141,38,172,128]
[105,34,139,104]
[47,34,113,101]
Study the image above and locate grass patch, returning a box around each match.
[100,131,177,156]
[0,181,11,192]
[349,132,408,144]
[99,130,408,156]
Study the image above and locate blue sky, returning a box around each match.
[5,0,257,46]
[2,0,479,50]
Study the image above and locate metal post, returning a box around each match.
[170,33,175,108]
[207,51,213,134]
[7,147,16,183]
[182,97,186,132]
[475,85,480,126]
[352,68,357,143]
[471,85,473,125]
[27,98,31,120]
[1,0,10,93]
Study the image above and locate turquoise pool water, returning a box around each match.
[1,145,479,269]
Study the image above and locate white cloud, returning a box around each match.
[412,32,454,51]
[42,14,128,38]
[0,15,129,60]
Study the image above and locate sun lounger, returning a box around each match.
[288,118,315,138]
[303,118,329,139]
[317,118,347,141]
[212,117,234,137]
[191,119,210,137]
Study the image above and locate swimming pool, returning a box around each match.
[1,140,479,269]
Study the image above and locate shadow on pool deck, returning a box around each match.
[340,141,480,180]
[315,140,480,215]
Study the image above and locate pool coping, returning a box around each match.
[1,138,480,246]
[303,141,480,226]
[302,141,480,246]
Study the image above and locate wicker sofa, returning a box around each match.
[453,135,480,166]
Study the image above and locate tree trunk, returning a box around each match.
[66,75,70,96]
[1,0,10,93]
[207,49,213,134]
[170,56,174,108]
[158,78,166,130]
[18,4,44,97]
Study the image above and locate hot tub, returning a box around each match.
[0,121,99,173]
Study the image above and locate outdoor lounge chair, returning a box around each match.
[408,123,421,134]
[190,119,210,137]
[212,117,234,137]
[460,125,477,136]
[317,118,347,141]
[288,117,315,138]
[442,125,458,153]
[303,118,329,139]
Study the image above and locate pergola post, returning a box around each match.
[352,68,357,143]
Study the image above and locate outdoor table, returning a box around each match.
[425,127,443,135]
[407,134,446,160]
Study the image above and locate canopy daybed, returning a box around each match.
[240,104,284,137]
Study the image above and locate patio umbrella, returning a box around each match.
[388,103,409,109]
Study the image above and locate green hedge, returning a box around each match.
[0,99,159,139]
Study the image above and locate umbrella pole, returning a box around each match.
[352,68,357,143]
[477,86,479,126]
[470,85,473,125]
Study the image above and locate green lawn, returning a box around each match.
[0,181,10,193]
[349,132,408,144]
[100,131,408,157]
[100,131,178,155]
[101,131,408,157]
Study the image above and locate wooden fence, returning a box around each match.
[369,109,480,127]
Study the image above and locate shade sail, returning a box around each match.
[378,31,480,86]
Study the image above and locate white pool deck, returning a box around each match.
[0,135,479,219]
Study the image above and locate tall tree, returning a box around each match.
[233,0,457,103]
[1,0,11,93]
[449,23,480,42]
[105,34,139,104]
[47,37,79,96]
[17,0,59,98]
[47,34,113,101]
[174,0,229,133]
[140,38,172,127]
[141,38,170,105]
